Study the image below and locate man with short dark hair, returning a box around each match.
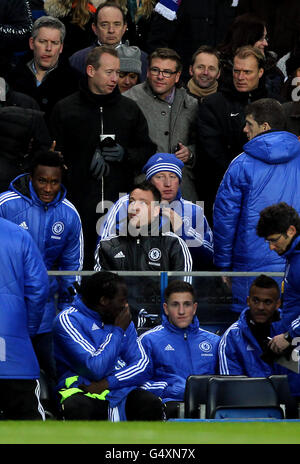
[0,149,83,392]
[219,274,282,376]
[213,98,300,313]
[7,15,79,121]
[69,1,147,80]
[95,180,192,272]
[187,45,221,101]
[124,47,199,202]
[257,202,300,333]
[138,279,219,417]
[196,45,270,222]
[50,45,155,269]
[219,273,300,399]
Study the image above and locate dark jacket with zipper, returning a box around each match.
[95,224,193,273]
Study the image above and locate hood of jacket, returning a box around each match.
[243,130,300,165]
[10,173,67,207]
[283,234,300,260]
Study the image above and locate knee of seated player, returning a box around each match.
[62,392,108,420]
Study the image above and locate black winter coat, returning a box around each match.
[196,81,268,221]
[7,55,80,122]
[0,106,51,192]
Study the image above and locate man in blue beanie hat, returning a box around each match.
[95,152,213,272]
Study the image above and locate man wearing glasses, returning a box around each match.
[257,202,300,334]
[123,47,198,203]
[213,98,300,314]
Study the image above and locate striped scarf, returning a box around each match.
[154,0,181,21]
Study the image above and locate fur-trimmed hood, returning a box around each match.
[44,0,73,18]
[44,0,101,18]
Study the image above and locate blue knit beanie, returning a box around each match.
[142,153,184,182]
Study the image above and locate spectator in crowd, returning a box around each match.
[53,271,165,421]
[117,43,141,93]
[138,279,220,417]
[7,15,80,122]
[95,180,192,272]
[98,152,214,271]
[0,149,83,396]
[122,0,156,52]
[145,0,237,83]
[0,0,33,78]
[256,202,300,334]
[213,98,300,313]
[0,78,52,192]
[0,216,49,420]
[50,45,155,269]
[218,13,284,100]
[43,0,96,58]
[196,45,268,224]
[237,0,300,60]
[186,45,221,102]
[69,1,148,80]
[124,47,198,202]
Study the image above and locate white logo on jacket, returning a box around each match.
[164,344,175,351]
[199,341,212,352]
[19,221,29,230]
[148,248,161,261]
[52,221,64,235]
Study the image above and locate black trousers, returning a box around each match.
[61,388,165,421]
[0,379,45,420]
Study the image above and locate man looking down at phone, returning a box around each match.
[50,45,155,270]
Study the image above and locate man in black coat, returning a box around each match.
[50,46,156,270]
[7,15,80,123]
[0,79,51,192]
[196,45,268,224]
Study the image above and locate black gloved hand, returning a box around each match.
[102,144,125,163]
[90,148,110,180]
